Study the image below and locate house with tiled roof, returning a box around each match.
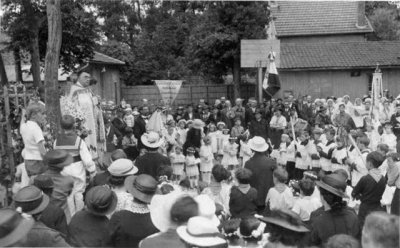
[0,32,125,102]
[266,1,400,98]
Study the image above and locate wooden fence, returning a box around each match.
[121,84,256,107]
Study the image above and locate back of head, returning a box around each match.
[110,149,127,162]
[273,167,288,184]
[299,178,315,196]
[60,115,75,130]
[319,187,347,212]
[235,168,252,184]
[222,219,241,242]
[362,212,399,248]
[26,103,45,120]
[240,217,262,242]
[170,196,198,226]
[326,234,360,248]
[358,136,370,147]
[366,151,385,168]
[212,165,230,183]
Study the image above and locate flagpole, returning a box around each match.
[258,60,263,103]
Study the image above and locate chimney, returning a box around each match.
[356,1,367,28]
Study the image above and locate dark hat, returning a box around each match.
[316,174,348,198]
[33,175,54,189]
[125,175,159,204]
[366,151,385,168]
[0,209,35,247]
[85,186,118,216]
[258,209,309,233]
[60,115,75,130]
[44,150,73,170]
[318,106,327,112]
[13,186,50,215]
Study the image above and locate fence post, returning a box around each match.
[4,86,15,186]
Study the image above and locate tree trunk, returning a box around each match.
[22,0,42,87]
[13,47,23,83]
[44,0,62,136]
[232,52,241,99]
[0,54,8,86]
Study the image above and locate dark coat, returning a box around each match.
[106,124,121,152]
[135,152,171,178]
[245,107,257,127]
[133,117,147,149]
[40,202,68,236]
[140,228,186,248]
[310,207,360,246]
[301,103,314,122]
[109,210,159,248]
[92,171,111,187]
[390,113,400,139]
[183,112,200,121]
[25,221,70,247]
[67,210,111,247]
[208,113,223,125]
[112,117,127,135]
[229,186,258,219]
[249,118,269,141]
[244,153,275,207]
[43,170,74,211]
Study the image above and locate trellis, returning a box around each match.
[0,83,30,207]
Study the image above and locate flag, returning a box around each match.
[263,52,281,100]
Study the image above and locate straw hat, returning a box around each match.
[0,209,35,247]
[141,132,164,149]
[108,159,138,177]
[216,122,226,127]
[192,119,205,130]
[85,186,118,216]
[177,216,227,247]
[149,191,185,232]
[125,175,159,204]
[248,136,269,152]
[316,174,349,198]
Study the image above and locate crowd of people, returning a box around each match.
[1,71,400,248]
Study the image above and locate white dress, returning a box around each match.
[170,153,186,175]
[208,131,218,154]
[221,142,239,167]
[185,155,200,177]
[199,145,214,172]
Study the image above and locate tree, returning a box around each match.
[186,2,269,98]
[368,7,400,40]
[44,0,62,135]
[2,0,99,85]
[0,54,8,86]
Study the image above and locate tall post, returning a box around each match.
[257,61,263,103]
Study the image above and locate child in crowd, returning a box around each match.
[207,123,218,156]
[199,136,214,184]
[201,164,231,213]
[330,137,349,176]
[239,133,252,167]
[231,118,244,139]
[185,147,201,189]
[310,129,322,173]
[121,127,138,160]
[164,125,178,154]
[239,217,267,248]
[365,123,380,151]
[285,135,296,181]
[294,130,312,180]
[380,122,397,153]
[221,136,239,171]
[266,167,294,212]
[352,151,387,227]
[318,128,336,175]
[170,146,185,183]
[123,107,134,128]
[222,219,242,248]
[350,136,371,187]
[277,134,290,167]
[216,122,226,157]
[176,119,187,147]
[292,178,322,223]
[229,168,258,219]
[334,169,360,209]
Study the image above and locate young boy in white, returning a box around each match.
[292,178,322,222]
[380,122,397,153]
[317,128,336,174]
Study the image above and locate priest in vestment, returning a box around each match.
[68,71,106,161]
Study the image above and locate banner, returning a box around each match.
[263,52,281,100]
[155,80,183,105]
[371,71,382,108]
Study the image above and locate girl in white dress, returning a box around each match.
[176,119,187,147]
[207,123,218,156]
[185,147,201,188]
[240,133,253,167]
[170,146,186,183]
[221,136,239,171]
[199,136,214,184]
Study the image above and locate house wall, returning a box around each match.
[278,68,400,99]
[280,34,366,44]
[90,65,121,103]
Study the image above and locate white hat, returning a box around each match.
[107,159,138,177]
[132,110,140,116]
[192,119,205,130]
[177,216,227,247]
[141,132,164,149]
[149,191,185,232]
[216,121,226,127]
[195,195,220,226]
[248,136,269,152]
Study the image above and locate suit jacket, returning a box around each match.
[40,202,68,236]
[135,152,171,179]
[112,118,127,135]
[244,153,276,207]
[25,221,70,247]
[43,170,74,211]
[133,117,147,148]
[301,103,314,122]
[183,112,200,121]
[106,124,121,152]
[140,228,186,248]
[208,113,222,125]
[245,107,257,127]
[249,119,269,141]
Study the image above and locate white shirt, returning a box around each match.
[269,115,287,129]
[266,185,294,211]
[292,196,322,221]
[20,121,44,160]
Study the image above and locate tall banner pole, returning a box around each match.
[258,61,263,103]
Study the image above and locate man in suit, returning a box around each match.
[112,108,127,138]
[133,106,149,150]
[221,100,234,129]
[300,95,314,122]
[209,106,222,124]
[183,105,199,121]
[245,98,258,128]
